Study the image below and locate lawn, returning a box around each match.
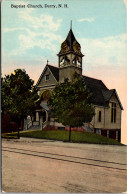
[2,129,122,145]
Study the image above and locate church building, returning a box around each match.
[27,27,123,142]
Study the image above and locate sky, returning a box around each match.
[2,0,127,144]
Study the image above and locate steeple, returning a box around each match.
[65,29,76,51]
[70,20,72,30]
[58,24,84,82]
[58,28,83,56]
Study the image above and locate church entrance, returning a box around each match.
[42,111,46,123]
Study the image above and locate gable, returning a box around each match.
[36,65,58,88]
[109,91,123,110]
[47,65,59,81]
[102,89,114,102]
[110,93,118,103]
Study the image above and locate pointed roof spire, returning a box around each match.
[70,20,72,30]
[66,28,76,49]
[58,22,84,56]
[47,60,49,65]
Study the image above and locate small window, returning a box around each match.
[45,74,49,81]
[98,111,101,122]
[107,130,110,138]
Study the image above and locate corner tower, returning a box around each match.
[58,25,84,82]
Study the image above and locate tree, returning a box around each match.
[1,69,38,138]
[48,72,95,142]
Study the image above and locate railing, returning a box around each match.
[88,122,94,130]
[26,121,32,130]
[83,122,94,132]
[42,120,48,130]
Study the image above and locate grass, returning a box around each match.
[2,135,18,139]
[2,129,122,145]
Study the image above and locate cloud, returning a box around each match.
[2,5,62,58]
[77,18,95,23]
[19,7,61,32]
[3,27,25,33]
[17,30,62,53]
[79,33,127,68]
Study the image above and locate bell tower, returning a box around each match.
[58,23,84,82]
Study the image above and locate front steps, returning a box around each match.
[25,125,41,131]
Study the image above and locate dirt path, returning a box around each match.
[2,138,127,193]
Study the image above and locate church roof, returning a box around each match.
[47,65,59,82]
[102,89,123,109]
[40,103,50,111]
[102,89,115,102]
[83,76,108,106]
[83,75,123,109]
[36,64,123,110]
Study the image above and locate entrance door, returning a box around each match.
[42,111,46,123]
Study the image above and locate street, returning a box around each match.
[2,138,127,193]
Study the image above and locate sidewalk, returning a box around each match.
[2,136,127,153]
